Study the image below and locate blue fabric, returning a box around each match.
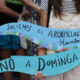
[0,35,21,49]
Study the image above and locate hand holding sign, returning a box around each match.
[35,72,46,80]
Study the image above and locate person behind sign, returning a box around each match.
[0,0,30,80]
[20,0,49,79]
[34,0,80,80]
[20,0,48,57]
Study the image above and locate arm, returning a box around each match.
[0,0,19,18]
[21,0,42,13]
[40,10,48,27]
[38,11,48,56]
[37,0,48,56]
[21,0,48,24]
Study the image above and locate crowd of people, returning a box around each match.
[0,0,80,80]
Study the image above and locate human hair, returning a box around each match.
[51,0,80,18]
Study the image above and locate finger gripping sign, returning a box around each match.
[0,21,80,76]
[0,21,80,50]
[0,48,80,76]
